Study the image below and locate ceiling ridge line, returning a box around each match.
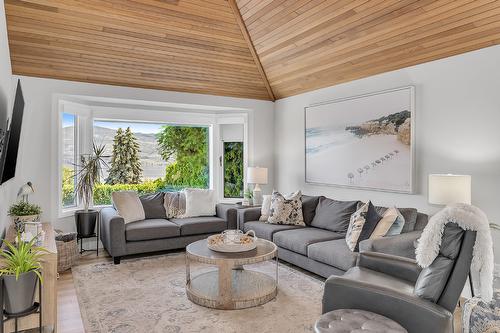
[227,0,276,101]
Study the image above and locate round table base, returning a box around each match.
[187,269,277,310]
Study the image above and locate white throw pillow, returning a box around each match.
[345,202,369,251]
[267,191,305,226]
[183,188,216,217]
[112,191,145,224]
[370,207,400,239]
[259,195,272,222]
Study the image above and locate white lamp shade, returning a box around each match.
[247,167,268,185]
[428,174,471,205]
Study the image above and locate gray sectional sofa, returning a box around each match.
[238,195,429,278]
[100,192,237,264]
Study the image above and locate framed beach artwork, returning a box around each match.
[305,86,415,193]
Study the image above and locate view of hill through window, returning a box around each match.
[62,117,211,206]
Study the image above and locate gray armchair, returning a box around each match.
[322,223,476,333]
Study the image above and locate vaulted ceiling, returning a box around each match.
[5,0,500,101]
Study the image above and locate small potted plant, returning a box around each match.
[0,234,47,314]
[74,143,107,237]
[8,201,42,233]
[243,188,253,206]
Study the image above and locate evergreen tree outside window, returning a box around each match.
[106,127,143,184]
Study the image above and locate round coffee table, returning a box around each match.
[185,238,278,310]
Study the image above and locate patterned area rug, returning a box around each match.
[72,253,323,333]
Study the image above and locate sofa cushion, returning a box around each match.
[164,192,186,218]
[243,221,304,241]
[170,216,226,236]
[414,223,464,302]
[308,239,359,271]
[357,202,382,247]
[301,195,322,225]
[125,219,180,241]
[273,228,343,256]
[342,266,414,296]
[345,202,370,252]
[268,190,305,225]
[140,192,166,219]
[112,191,145,223]
[400,208,418,232]
[183,188,216,217]
[311,197,359,234]
[356,203,418,233]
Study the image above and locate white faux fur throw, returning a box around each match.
[415,203,494,302]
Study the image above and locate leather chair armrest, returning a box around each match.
[359,230,422,259]
[216,204,238,229]
[358,251,422,283]
[237,207,261,230]
[323,275,453,333]
[100,207,126,257]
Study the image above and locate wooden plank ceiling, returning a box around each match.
[4,0,273,100]
[5,1,500,101]
[236,0,500,99]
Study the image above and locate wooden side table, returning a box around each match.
[2,223,57,333]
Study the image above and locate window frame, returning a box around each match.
[55,99,249,217]
[217,117,248,203]
[60,112,78,209]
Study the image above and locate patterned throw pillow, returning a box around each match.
[267,191,305,226]
[345,202,369,251]
[163,192,186,218]
[370,207,401,239]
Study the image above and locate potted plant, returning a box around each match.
[243,188,253,206]
[0,234,47,314]
[75,143,106,237]
[8,201,42,233]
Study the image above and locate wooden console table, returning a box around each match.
[2,223,58,333]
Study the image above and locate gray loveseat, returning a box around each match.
[100,192,237,264]
[238,195,428,278]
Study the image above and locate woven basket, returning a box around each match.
[55,231,78,273]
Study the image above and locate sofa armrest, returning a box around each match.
[100,207,126,257]
[216,204,238,229]
[323,274,453,333]
[359,230,422,259]
[237,207,261,231]
[358,251,422,283]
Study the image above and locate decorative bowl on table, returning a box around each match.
[207,230,257,252]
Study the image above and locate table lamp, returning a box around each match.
[247,167,268,205]
[428,174,471,205]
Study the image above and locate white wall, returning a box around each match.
[14,76,274,232]
[0,1,17,235]
[274,45,500,262]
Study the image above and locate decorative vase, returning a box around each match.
[3,271,38,314]
[75,210,98,237]
[11,214,40,233]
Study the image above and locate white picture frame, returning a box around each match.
[305,86,415,193]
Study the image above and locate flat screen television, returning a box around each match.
[0,80,25,184]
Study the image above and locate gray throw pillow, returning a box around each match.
[301,195,322,226]
[311,197,359,234]
[400,208,418,232]
[140,192,166,219]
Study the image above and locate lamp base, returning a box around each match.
[253,184,263,206]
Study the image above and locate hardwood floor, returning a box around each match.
[56,251,463,333]
[57,251,112,333]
